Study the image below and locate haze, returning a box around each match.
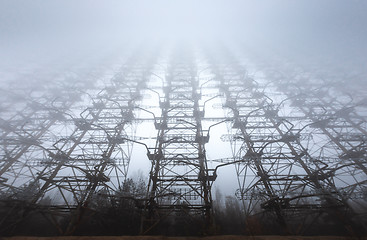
[1,0,366,65]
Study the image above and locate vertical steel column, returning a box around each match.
[143,46,214,234]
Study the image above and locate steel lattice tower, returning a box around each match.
[0,42,366,236]
[142,46,214,234]
[0,46,159,234]
[203,45,366,234]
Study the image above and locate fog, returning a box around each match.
[1,0,367,236]
[1,0,367,63]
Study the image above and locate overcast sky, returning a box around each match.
[1,0,366,56]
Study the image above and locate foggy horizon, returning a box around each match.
[1,1,366,65]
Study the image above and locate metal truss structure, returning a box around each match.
[0,47,159,234]
[0,43,366,236]
[141,47,214,234]
[204,45,367,234]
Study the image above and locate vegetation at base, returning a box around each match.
[0,179,365,236]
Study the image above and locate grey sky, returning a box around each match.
[1,1,366,46]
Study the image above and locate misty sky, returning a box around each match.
[1,0,366,64]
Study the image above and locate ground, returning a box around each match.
[2,236,365,240]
